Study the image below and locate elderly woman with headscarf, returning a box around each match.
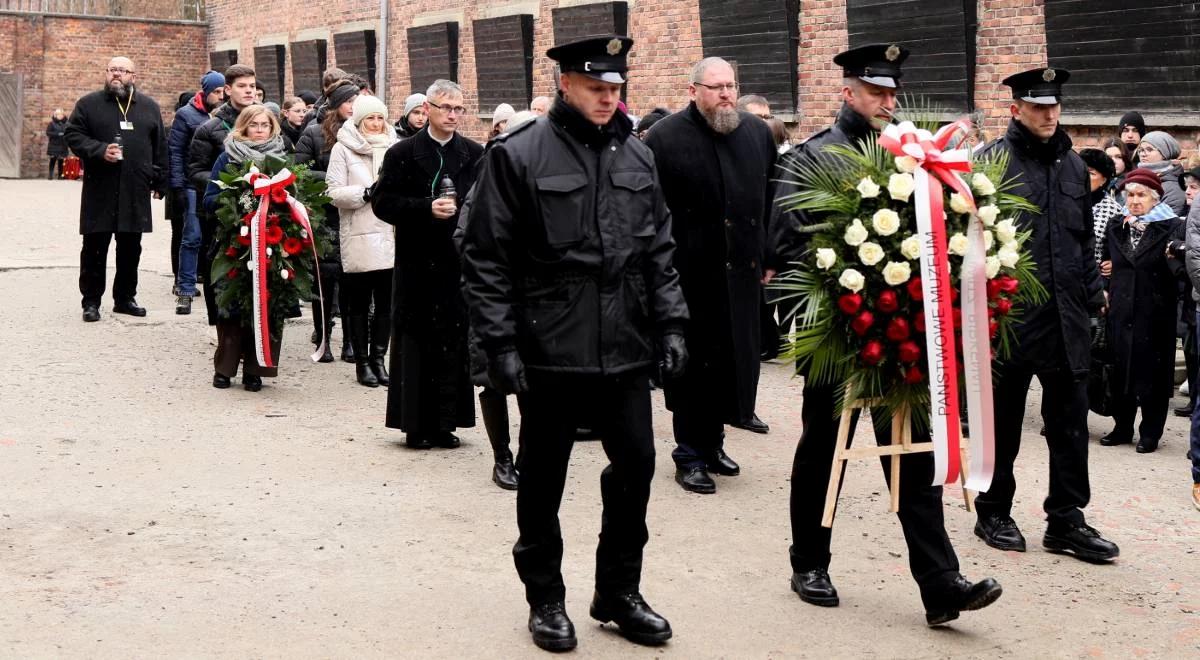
[1136,131,1187,215]
[1099,168,1186,453]
[201,105,293,392]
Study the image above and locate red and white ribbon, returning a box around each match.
[245,167,327,368]
[878,120,993,490]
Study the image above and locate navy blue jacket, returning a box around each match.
[168,92,211,190]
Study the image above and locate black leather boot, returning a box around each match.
[480,388,517,490]
[317,321,335,363]
[529,602,576,652]
[350,314,377,387]
[340,313,355,363]
[589,591,672,646]
[310,301,322,345]
[369,312,390,385]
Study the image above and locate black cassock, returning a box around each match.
[371,128,482,434]
[644,103,776,465]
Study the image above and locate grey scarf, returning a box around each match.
[224,134,289,165]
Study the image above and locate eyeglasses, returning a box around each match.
[247,122,274,130]
[694,82,738,93]
[107,67,135,75]
[1137,145,1157,155]
[427,100,467,116]
[754,113,772,120]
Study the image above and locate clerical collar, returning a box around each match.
[427,130,453,147]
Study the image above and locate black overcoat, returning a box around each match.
[371,128,483,432]
[1103,216,1185,401]
[645,102,776,421]
[65,88,167,234]
[46,118,69,157]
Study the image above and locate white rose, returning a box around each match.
[882,261,912,286]
[972,172,996,196]
[266,247,273,257]
[977,204,1000,226]
[887,172,916,202]
[856,177,881,198]
[839,268,865,293]
[985,256,1001,279]
[871,208,901,236]
[948,233,969,256]
[995,218,1017,243]
[998,244,1020,268]
[239,226,249,237]
[858,241,885,266]
[844,218,869,246]
[983,230,994,251]
[300,229,309,238]
[246,258,255,271]
[895,155,918,173]
[815,248,838,271]
[280,268,290,280]
[949,193,971,215]
[900,235,922,260]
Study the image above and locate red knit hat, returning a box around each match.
[1120,167,1164,197]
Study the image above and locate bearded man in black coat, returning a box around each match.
[644,57,777,494]
[371,79,481,449]
[66,56,167,322]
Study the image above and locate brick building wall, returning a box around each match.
[0,11,207,177]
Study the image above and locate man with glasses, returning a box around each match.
[371,79,482,450]
[737,94,771,121]
[643,57,776,494]
[461,36,688,651]
[65,56,167,322]
[770,44,1002,626]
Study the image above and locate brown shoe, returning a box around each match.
[1192,484,1200,512]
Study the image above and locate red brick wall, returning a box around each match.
[1,12,207,177]
[974,0,1048,144]
[795,0,849,136]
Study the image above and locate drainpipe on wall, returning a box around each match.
[378,0,388,101]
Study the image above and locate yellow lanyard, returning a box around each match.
[116,89,135,123]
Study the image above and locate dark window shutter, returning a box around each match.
[334,30,378,91]
[251,45,286,104]
[473,14,536,111]
[209,50,238,72]
[289,40,327,98]
[407,22,460,95]
[846,0,975,113]
[1045,0,1200,114]
[698,0,800,114]
[550,1,628,44]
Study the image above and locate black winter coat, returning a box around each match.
[461,97,689,374]
[64,88,167,234]
[645,102,776,420]
[46,118,68,157]
[186,102,241,193]
[1103,215,1185,401]
[979,120,1105,377]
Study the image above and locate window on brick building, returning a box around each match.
[698,0,800,116]
[252,44,286,104]
[290,39,327,97]
[473,14,535,112]
[407,22,459,96]
[551,2,629,102]
[209,49,238,73]
[334,30,377,92]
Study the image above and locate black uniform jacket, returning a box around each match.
[460,97,689,375]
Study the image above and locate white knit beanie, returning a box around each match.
[492,103,515,129]
[352,94,389,126]
[403,93,426,118]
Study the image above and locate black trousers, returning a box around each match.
[79,231,142,308]
[973,362,1090,527]
[1111,392,1170,442]
[48,157,64,179]
[668,369,726,469]
[789,383,960,607]
[342,268,392,319]
[514,369,655,607]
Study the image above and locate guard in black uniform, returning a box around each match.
[771,44,1002,626]
[972,68,1120,562]
[461,36,689,652]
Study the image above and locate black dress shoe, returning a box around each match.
[706,449,740,476]
[434,432,461,449]
[675,466,716,494]
[113,299,147,317]
[529,601,576,652]
[974,514,1027,552]
[730,413,770,434]
[212,373,231,389]
[1043,522,1119,563]
[790,568,839,607]
[1175,404,1194,418]
[590,591,672,646]
[493,460,519,490]
[925,575,1003,626]
[82,305,101,322]
[1100,431,1133,446]
[1135,437,1159,453]
[242,374,262,392]
[405,434,433,450]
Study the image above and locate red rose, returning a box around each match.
[989,319,1000,339]
[906,277,923,301]
[270,187,288,204]
[986,279,1002,300]
[265,225,284,245]
[913,314,925,334]
[995,298,1013,315]
[237,233,251,246]
[861,340,884,366]
[227,267,239,279]
[242,212,255,225]
[283,236,303,256]
[838,293,863,315]
[877,289,899,313]
[267,213,281,226]
[225,246,238,257]
[851,310,875,336]
[998,275,1019,294]
[898,340,921,363]
[886,317,911,342]
[301,237,313,248]
[903,365,924,384]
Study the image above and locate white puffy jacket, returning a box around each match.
[326,122,397,273]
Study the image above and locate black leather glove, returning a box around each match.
[171,188,189,216]
[658,333,688,380]
[487,349,529,395]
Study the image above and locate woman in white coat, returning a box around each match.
[326,95,398,387]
